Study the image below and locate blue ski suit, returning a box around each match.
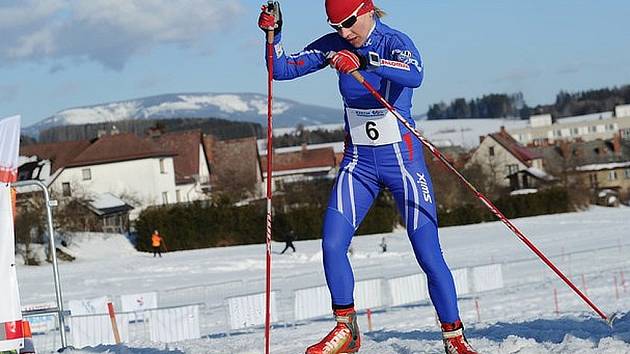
[267,18,460,323]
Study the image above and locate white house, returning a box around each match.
[147,129,211,203]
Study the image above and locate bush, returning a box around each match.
[134,190,399,252]
[437,187,573,227]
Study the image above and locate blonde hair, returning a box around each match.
[374,6,386,18]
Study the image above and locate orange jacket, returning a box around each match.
[151,233,162,247]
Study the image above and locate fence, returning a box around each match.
[25,240,630,352]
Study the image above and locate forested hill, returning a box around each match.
[427,84,630,120]
[37,117,262,144]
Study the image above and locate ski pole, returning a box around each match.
[349,70,613,324]
[264,2,276,353]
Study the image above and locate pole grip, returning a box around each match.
[350,70,364,83]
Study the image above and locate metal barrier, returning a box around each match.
[13,180,68,349]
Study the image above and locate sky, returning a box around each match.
[1,0,630,128]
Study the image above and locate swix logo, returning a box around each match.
[416,173,433,204]
[323,328,350,354]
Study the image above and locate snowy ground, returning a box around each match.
[16,206,630,353]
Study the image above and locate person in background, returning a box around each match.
[380,236,387,253]
[259,1,478,353]
[280,229,297,254]
[151,230,163,258]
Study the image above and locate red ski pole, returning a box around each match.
[349,70,613,324]
[264,2,276,353]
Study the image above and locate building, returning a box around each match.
[509,104,630,146]
[531,135,630,203]
[260,145,338,192]
[147,129,211,203]
[467,127,550,189]
[203,135,263,199]
[19,133,178,220]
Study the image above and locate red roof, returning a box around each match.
[20,140,92,174]
[148,130,204,184]
[490,129,542,166]
[261,147,336,173]
[67,133,174,168]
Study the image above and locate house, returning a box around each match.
[532,135,630,202]
[259,145,338,192]
[467,127,549,189]
[147,129,211,203]
[19,133,177,219]
[509,104,630,146]
[86,193,134,233]
[203,135,263,198]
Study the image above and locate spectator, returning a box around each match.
[151,230,163,258]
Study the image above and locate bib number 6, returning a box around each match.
[365,121,380,141]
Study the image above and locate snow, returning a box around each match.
[510,188,538,196]
[557,111,614,124]
[577,162,630,172]
[59,102,143,125]
[89,193,128,210]
[15,207,630,353]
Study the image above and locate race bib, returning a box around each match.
[346,108,402,146]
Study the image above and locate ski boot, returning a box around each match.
[305,307,360,354]
[441,320,478,354]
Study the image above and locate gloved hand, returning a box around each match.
[329,50,366,74]
[258,2,282,34]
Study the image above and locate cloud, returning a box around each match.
[0,84,20,103]
[0,0,244,70]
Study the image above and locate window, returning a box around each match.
[589,173,598,187]
[82,168,92,181]
[625,168,630,179]
[506,164,519,175]
[554,130,562,137]
[608,170,618,181]
[62,183,72,197]
[159,159,167,174]
[570,127,579,136]
[162,192,169,204]
[488,146,495,157]
[176,190,181,203]
[589,126,597,133]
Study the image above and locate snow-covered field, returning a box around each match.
[16,206,630,353]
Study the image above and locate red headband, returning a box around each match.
[325,0,374,24]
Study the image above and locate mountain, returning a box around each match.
[23,93,345,137]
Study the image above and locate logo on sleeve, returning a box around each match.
[392,49,421,71]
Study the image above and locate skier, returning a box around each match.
[259,1,477,353]
[280,230,297,254]
[380,236,387,253]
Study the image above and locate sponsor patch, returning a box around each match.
[380,59,410,71]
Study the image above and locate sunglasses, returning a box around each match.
[328,2,365,30]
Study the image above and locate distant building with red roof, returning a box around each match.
[467,126,549,189]
[259,145,338,192]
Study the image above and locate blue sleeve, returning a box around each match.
[265,33,332,81]
[373,33,424,88]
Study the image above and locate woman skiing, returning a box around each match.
[259,1,477,353]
